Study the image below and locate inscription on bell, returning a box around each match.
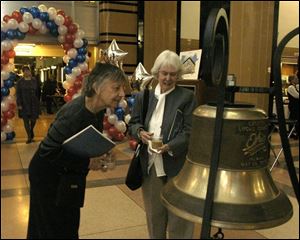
[237,121,268,168]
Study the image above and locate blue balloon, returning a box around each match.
[46,20,57,30]
[4,79,14,88]
[8,72,17,81]
[39,12,49,22]
[6,132,15,141]
[6,30,17,40]
[15,30,26,40]
[76,54,86,63]
[64,66,72,75]
[68,59,78,68]
[20,7,29,15]
[1,31,6,41]
[29,7,40,18]
[115,107,125,120]
[1,87,10,97]
[127,97,135,108]
[77,47,87,55]
[50,28,59,37]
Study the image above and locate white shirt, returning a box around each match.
[147,84,175,177]
[287,84,299,99]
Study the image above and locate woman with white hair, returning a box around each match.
[128,50,197,238]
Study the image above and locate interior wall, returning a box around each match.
[144,1,177,72]
[228,1,275,112]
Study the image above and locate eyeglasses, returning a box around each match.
[159,71,177,78]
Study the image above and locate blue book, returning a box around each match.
[63,125,116,158]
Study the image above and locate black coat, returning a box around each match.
[27,95,105,239]
[16,77,40,119]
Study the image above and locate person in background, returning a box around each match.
[42,75,57,114]
[16,66,40,144]
[287,72,299,139]
[128,50,197,239]
[27,63,126,239]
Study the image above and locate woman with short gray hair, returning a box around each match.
[27,63,126,239]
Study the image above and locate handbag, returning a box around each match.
[125,89,149,191]
[125,143,143,190]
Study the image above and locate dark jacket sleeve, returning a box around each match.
[38,104,90,173]
[128,91,147,140]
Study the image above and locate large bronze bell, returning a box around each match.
[161,103,293,230]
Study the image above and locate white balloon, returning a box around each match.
[58,25,68,35]
[65,74,76,83]
[54,15,65,26]
[39,23,48,34]
[118,99,127,109]
[5,95,16,104]
[115,120,127,133]
[7,19,18,30]
[32,18,42,30]
[3,63,15,72]
[1,79,3,87]
[57,35,65,43]
[1,21,8,32]
[67,48,78,59]
[10,39,18,47]
[63,55,70,64]
[1,132,6,142]
[1,101,9,112]
[108,114,118,125]
[78,62,88,71]
[124,114,131,124]
[75,29,85,39]
[18,22,29,33]
[106,108,112,116]
[85,54,90,63]
[48,7,57,20]
[73,38,83,48]
[1,40,12,51]
[1,71,10,81]
[3,124,13,133]
[38,4,48,12]
[72,67,81,77]
[62,80,71,90]
[22,12,33,24]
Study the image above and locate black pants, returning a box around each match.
[23,118,36,140]
[46,96,53,114]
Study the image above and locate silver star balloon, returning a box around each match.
[131,62,154,92]
[105,39,128,69]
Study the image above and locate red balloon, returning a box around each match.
[103,121,112,131]
[108,126,118,138]
[57,10,66,17]
[67,86,76,95]
[65,34,75,44]
[3,110,15,119]
[73,79,82,89]
[64,16,73,26]
[3,15,11,23]
[8,102,16,110]
[1,55,9,65]
[1,116,8,128]
[28,24,38,34]
[76,75,83,81]
[68,23,78,34]
[11,11,23,23]
[7,49,16,59]
[62,42,73,52]
[64,94,72,102]
[129,139,138,150]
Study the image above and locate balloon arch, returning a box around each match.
[1,4,90,142]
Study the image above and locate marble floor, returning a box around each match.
[1,113,299,239]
